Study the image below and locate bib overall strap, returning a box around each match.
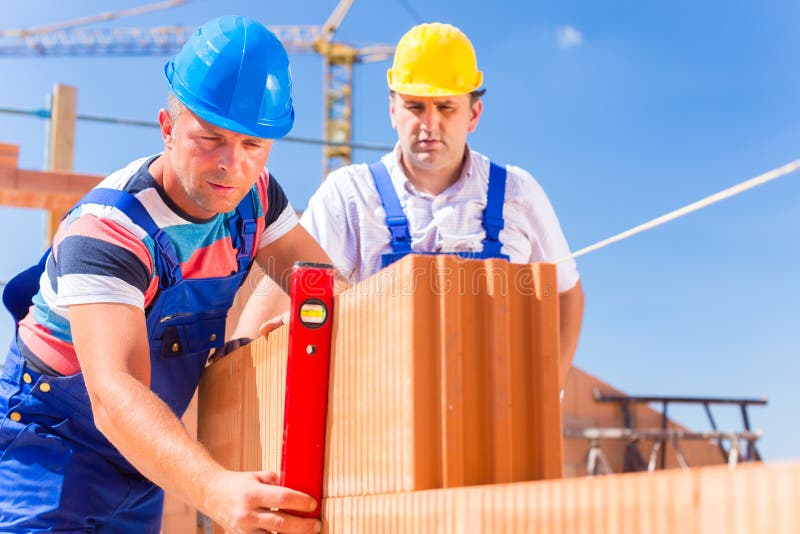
[76,188,182,288]
[227,187,259,273]
[481,162,507,258]
[369,162,412,257]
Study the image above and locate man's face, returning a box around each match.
[159,109,273,219]
[389,92,482,175]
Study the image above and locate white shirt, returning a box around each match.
[300,146,580,292]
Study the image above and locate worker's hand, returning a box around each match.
[208,337,252,363]
[258,310,291,337]
[208,470,321,533]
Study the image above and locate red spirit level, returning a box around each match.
[280,261,336,519]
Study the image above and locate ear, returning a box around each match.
[388,93,398,130]
[467,98,483,133]
[158,109,175,149]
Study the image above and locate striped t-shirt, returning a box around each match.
[17,155,297,376]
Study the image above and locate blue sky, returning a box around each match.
[1,1,798,461]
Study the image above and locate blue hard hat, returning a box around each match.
[164,15,294,139]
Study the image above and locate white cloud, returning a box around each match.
[556,25,583,48]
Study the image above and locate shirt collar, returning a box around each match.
[386,143,473,198]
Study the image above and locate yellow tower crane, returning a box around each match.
[312,0,394,176]
[0,0,394,178]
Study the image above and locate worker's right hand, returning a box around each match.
[207,470,321,534]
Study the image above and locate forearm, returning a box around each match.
[90,371,222,514]
[257,224,336,294]
[227,266,290,340]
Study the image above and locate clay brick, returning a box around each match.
[320,462,800,533]
[198,326,289,475]
[198,254,563,500]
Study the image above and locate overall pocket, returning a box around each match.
[0,421,72,529]
[156,310,227,360]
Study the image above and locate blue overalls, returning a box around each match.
[368,160,511,266]
[0,187,258,532]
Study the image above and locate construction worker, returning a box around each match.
[0,16,323,533]
[300,22,585,388]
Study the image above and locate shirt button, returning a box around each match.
[22,373,32,384]
[172,343,180,353]
[9,412,21,422]
[40,383,51,393]
[209,333,217,342]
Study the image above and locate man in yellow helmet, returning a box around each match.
[301,22,584,387]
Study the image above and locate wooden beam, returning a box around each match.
[46,83,78,241]
[0,143,19,169]
[0,166,101,211]
[0,144,101,214]
[48,84,77,172]
[0,189,84,213]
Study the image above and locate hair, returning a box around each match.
[389,89,487,106]
[167,93,186,124]
[469,89,486,106]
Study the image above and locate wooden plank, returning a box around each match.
[0,168,100,212]
[0,143,18,169]
[48,84,77,172]
[0,188,83,212]
[46,83,78,242]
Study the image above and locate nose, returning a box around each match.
[419,105,441,132]
[217,143,240,173]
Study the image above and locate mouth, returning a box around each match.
[416,139,442,150]
[208,182,237,194]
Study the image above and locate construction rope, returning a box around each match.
[556,159,800,264]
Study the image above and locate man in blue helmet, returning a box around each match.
[300,22,584,389]
[0,16,323,533]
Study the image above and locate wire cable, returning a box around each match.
[556,159,800,263]
[395,0,423,23]
[0,105,393,152]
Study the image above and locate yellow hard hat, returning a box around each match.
[387,23,483,97]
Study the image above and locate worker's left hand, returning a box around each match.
[208,337,251,362]
[259,310,291,337]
